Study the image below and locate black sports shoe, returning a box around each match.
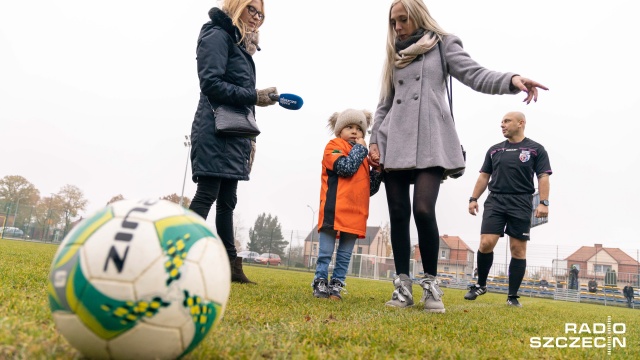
[506,295,522,307]
[329,278,347,300]
[464,284,487,300]
[312,278,329,298]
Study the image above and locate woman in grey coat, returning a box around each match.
[368,0,547,313]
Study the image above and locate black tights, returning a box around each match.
[189,176,238,261]
[384,168,444,276]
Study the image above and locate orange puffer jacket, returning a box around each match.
[317,138,371,238]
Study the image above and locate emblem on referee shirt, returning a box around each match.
[519,150,531,162]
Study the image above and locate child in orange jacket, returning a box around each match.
[312,109,382,300]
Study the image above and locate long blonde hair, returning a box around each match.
[379,0,447,100]
[220,0,265,44]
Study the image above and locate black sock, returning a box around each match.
[508,258,527,296]
[477,251,494,287]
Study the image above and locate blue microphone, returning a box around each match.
[268,93,304,110]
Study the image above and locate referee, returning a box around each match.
[464,111,552,307]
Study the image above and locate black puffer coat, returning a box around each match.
[190,7,259,182]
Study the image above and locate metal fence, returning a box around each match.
[0,202,66,242]
[275,251,638,307]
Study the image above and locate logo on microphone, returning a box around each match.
[275,93,303,110]
[280,98,298,106]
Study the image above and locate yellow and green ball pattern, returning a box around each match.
[48,200,228,358]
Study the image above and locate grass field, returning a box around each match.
[1,239,638,359]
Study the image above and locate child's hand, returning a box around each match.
[355,137,367,147]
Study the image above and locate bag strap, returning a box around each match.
[438,39,466,162]
[437,40,454,122]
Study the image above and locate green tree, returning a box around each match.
[247,213,287,255]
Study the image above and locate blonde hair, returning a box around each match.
[379,0,448,100]
[220,0,265,44]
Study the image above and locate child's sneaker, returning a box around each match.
[312,278,329,298]
[329,278,347,300]
[385,274,414,308]
[506,295,522,307]
[464,283,487,300]
[419,275,445,313]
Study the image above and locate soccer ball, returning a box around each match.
[48,199,231,360]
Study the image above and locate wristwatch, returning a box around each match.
[469,197,478,203]
[540,199,549,206]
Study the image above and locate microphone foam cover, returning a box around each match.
[278,93,304,110]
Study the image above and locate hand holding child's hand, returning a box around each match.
[355,137,367,147]
[369,144,380,167]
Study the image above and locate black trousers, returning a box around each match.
[189,176,238,261]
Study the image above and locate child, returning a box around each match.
[312,109,382,300]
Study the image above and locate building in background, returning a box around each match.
[413,234,474,277]
[563,243,640,286]
[304,226,386,267]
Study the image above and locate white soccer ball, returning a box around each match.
[48,199,231,360]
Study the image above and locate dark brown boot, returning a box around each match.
[231,257,256,284]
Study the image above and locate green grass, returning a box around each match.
[1,239,638,359]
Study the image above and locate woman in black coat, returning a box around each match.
[189,0,277,284]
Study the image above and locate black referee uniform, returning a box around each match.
[480,137,552,240]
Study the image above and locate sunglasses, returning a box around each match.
[246,5,264,21]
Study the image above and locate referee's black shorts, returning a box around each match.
[481,193,532,241]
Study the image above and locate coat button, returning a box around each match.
[415,75,420,80]
[398,80,404,85]
[413,95,419,100]
[396,99,402,104]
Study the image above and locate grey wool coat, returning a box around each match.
[370,35,519,179]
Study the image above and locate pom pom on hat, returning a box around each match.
[327,109,373,137]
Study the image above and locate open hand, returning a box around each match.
[511,75,548,104]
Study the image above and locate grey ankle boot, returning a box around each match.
[419,275,445,313]
[385,274,414,308]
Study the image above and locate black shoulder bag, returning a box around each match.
[206,33,261,138]
[438,40,466,178]
[210,100,261,138]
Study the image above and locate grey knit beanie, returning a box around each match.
[327,109,373,137]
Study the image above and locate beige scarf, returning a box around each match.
[394,31,438,69]
[244,31,259,56]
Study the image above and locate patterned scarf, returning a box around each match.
[394,29,439,69]
[244,31,259,56]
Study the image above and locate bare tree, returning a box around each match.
[160,193,191,208]
[233,214,245,250]
[380,222,392,257]
[107,194,125,205]
[56,185,88,237]
[0,175,40,229]
[35,194,65,241]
